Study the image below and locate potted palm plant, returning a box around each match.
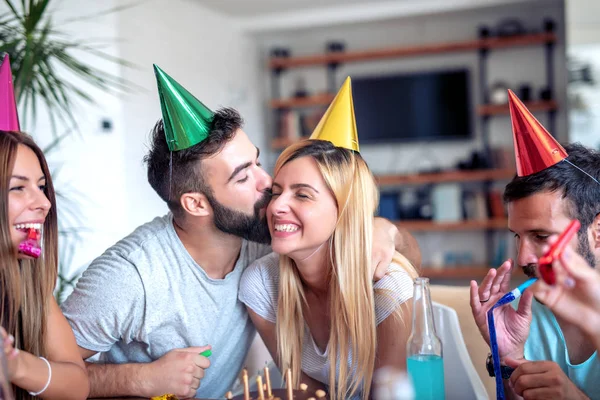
[0,0,136,301]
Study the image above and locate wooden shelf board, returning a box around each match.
[270,94,334,109]
[395,219,508,232]
[421,265,492,279]
[478,100,558,116]
[269,32,556,69]
[271,136,310,150]
[376,168,515,185]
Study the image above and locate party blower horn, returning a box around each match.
[18,228,42,258]
[538,220,581,285]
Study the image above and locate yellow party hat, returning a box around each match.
[310,77,359,152]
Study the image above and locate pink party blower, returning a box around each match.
[18,229,42,258]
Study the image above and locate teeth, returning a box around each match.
[274,224,299,232]
[14,223,42,230]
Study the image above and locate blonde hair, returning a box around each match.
[274,140,418,400]
[0,131,58,400]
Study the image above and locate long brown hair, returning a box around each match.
[274,140,417,400]
[0,131,58,400]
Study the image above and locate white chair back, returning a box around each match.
[433,302,488,400]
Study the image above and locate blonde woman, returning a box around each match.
[239,138,417,400]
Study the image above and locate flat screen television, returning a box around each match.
[351,69,472,143]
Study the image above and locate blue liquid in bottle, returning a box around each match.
[408,354,445,400]
[407,277,445,400]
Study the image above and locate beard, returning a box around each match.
[577,231,597,269]
[521,231,596,277]
[522,264,537,278]
[206,190,271,244]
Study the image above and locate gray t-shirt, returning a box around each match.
[61,214,271,399]
[239,252,414,397]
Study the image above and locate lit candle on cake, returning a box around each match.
[286,368,293,400]
[242,369,250,400]
[256,375,265,400]
[264,365,272,398]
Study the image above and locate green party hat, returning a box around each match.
[153,64,214,151]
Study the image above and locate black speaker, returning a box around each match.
[478,25,491,38]
[270,47,290,58]
[543,18,556,33]
[518,84,532,102]
[325,41,345,53]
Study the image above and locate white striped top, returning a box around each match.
[239,252,414,398]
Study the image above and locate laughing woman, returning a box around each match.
[0,131,89,399]
[239,79,417,400]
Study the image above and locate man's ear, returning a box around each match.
[180,192,211,217]
[591,213,600,250]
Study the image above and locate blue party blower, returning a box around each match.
[494,277,538,307]
[488,277,537,399]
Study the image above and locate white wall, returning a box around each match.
[566,0,600,149]
[567,44,600,149]
[0,0,129,280]
[566,0,600,46]
[116,0,265,229]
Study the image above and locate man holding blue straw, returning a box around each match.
[470,91,600,400]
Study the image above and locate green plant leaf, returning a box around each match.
[0,0,141,301]
[0,0,140,137]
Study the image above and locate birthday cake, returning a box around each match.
[230,388,328,400]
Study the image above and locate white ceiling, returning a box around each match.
[196,0,599,25]
[196,0,600,42]
[197,0,377,17]
[196,0,536,33]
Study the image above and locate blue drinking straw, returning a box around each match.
[487,278,537,400]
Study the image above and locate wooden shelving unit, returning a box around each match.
[376,168,515,186]
[271,136,309,150]
[269,32,556,69]
[267,29,558,280]
[421,265,491,279]
[477,100,558,116]
[270,93,335,109]
[271,98,558,114]
[395,218,508,232]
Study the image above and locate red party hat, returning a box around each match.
[508,89,567,176]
